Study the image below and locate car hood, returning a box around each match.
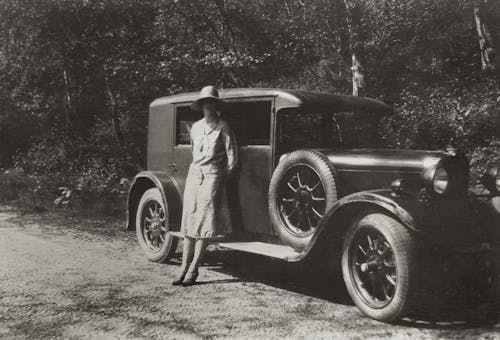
[320,149,448,173]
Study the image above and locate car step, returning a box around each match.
[167,231,303,261]
[168,231,224,240]
[216,242,303,261]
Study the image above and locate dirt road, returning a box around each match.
[0,206,499,339]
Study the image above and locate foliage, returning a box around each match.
[0,0,498,212]
[470,140,500,184]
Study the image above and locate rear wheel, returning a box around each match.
[136,188,178,263]
[342,212,416,322]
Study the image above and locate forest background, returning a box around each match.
[0,0,499,214]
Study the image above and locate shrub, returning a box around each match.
[379,78,500,181]
[0,135,135,215]
[470,140,500,184]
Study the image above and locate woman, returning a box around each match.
[173,85,238,286]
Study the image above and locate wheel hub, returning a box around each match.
[294,189,312,206]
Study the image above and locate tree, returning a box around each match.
[343,0,367,96]
[473,0,500,73]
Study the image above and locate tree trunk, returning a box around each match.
[104,75,125,146]
[351,52,365,96]
[474,0,500,72]
[62,67,74,125]
[343,0,366,96]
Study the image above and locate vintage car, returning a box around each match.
[127,88,499,322]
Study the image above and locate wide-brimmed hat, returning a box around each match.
[190,85,224,112]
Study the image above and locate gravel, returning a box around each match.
[0,206,499,339]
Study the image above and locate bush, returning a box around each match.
[379,78,500,181]
[0,168,49,212]
[470,140,500,184]
[0,135,134,215]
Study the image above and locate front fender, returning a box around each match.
[327,189,420,231]
[295,189,420,261]
[125,171,182,231]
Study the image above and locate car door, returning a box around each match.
[171,98,275,236]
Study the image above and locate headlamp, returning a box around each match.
[483,166,500,193]
[432,167,449,194]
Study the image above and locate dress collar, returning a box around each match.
[203,117,221,135]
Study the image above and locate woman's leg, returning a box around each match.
[180,237,195,273]
[187,238,208,274]
[172,236,194,285]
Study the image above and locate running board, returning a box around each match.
[216,242,303,261]
[168,231,184,238]
[168,231,224,240]
[167,231,303,261]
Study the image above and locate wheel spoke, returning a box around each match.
[287,182,299,192]
[281,198,295,203]
[358,244,368,256]
[367,235,374,250]
[143,228,151,243]
[284,207,297,218]
[385,273,396,286]
[311,195,325,202]
[148,207,154,217]
[311,207,323,218]
[306,181,320,191]
[296,172,304,187]
[381,282,390,300]
[383,259,395,268]
[378,246,392,259]
[306,213,314,230]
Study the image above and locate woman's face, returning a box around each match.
[201,99,217,118]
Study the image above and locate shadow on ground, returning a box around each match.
[167,248,500,332]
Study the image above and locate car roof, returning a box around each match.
[150,88,394,116]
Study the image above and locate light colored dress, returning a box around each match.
[180,118,238,239]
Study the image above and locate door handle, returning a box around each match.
[168,163,176,169]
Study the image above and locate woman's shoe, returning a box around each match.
[181,271,199,286]
[172,271,187,286]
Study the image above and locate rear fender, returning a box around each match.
[125,171,182,231]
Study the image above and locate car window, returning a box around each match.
[277,110,380,151]
[175,100,272,146]
[334,113,380,148]
[222,101,271,146]
[176,107,202,145]
[278,110,341,151]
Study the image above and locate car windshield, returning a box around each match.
[278,110,380,151]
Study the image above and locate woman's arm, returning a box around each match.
[222,122,238,175]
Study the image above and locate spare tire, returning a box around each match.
[269,149,338,250]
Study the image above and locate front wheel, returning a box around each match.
[136,188,178,263]
[341,212,416,322]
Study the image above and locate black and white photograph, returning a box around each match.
[0,0,499,339]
